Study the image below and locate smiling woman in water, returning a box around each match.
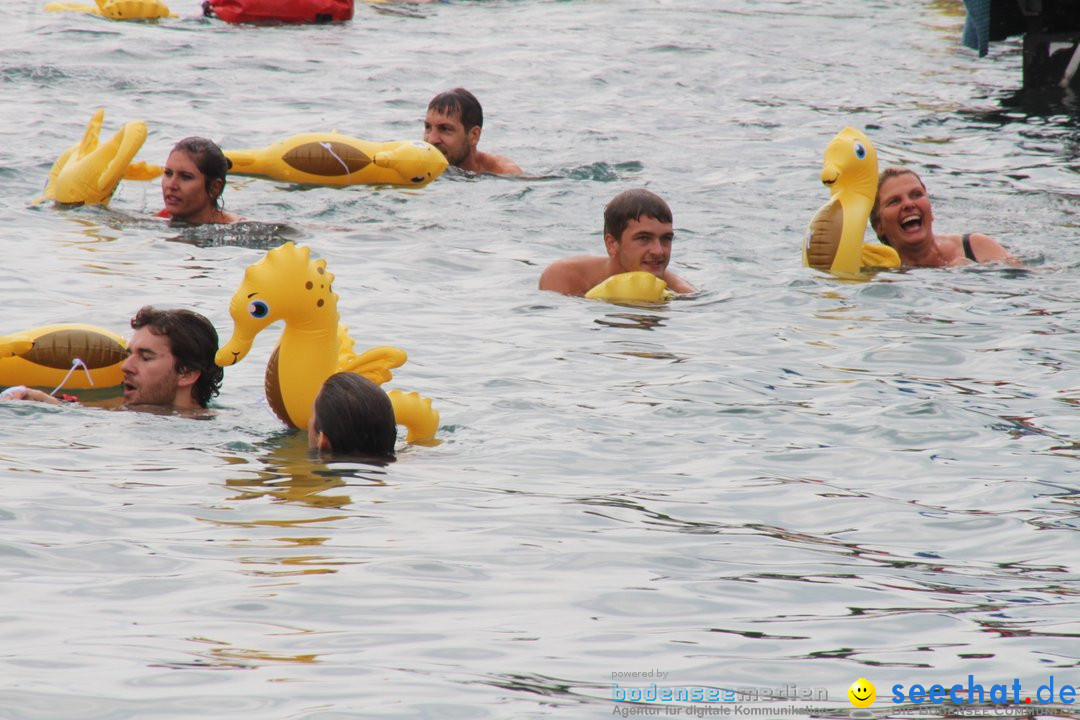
[870,167,1017,267]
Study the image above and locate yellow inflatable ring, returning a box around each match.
[224,132,448,187]
[584,271,674,303]
[0,324,127,390]
[215,242,440,441]
[39,108,149,206]
[803,127,900,275]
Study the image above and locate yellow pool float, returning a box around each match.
[585,271,674,303]
[0,324,127,390]
[215,242,440,442]
[44,0,176,19]
[37,108,159,206]
[803,127,900,276]
[224,132,449,187]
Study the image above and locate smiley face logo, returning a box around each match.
[848,678,876,708]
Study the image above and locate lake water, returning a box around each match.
[1,1,1079,718]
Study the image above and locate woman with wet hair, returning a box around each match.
[159,137,243,224]
[870,167,1015,267]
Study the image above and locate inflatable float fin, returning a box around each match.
[861,243,900,269]
[123,161,163,181]
[387,389,439,444]
[584,271,674,303]
[338,345,408,386]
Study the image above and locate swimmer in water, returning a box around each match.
[539,188,696,296]
[159,137,244,224]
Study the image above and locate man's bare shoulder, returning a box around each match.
[539,256,608,296]
[476,152,523,176]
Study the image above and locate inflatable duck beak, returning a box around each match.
[821,164,840,187]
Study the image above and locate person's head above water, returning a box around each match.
[870,166,1016,267]
[308,372,397,461]
[537,188,695,297]
[124,306,223,410]
[602,188,677,278]
[870,167,927,246]
[161,137,241,225]
[423,88,522,176]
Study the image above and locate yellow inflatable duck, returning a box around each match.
[0,324,127,389]
[44,0,176,19]
[224,133,449,187]
[38,108,154,206]
[803,127,900,276]
[215,242,439,442]
[584,271,674,303]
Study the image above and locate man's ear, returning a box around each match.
[467,125,482,149]
[604,232,619,258]
[176,369,200,389]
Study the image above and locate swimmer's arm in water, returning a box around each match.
[969,233,1021,267]
[0,386,62,405]
[665,272,696,293]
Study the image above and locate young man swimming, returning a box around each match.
[538,189,696,296]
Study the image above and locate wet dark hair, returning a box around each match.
[427,88,484,131]
[313,373,397,460]
[170,137,232,211]
[603,189,673,242]
[870,167,926,244]
[131,306,223,408]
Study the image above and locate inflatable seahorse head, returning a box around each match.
[216,242,337,368]
[820,126,878,204]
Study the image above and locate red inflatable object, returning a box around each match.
[203,0,353,23]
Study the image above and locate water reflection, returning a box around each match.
[594,312,667,331]
[224,432,389,512]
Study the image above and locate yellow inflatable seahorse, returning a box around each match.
[44,0,176,19]
[224,132,448,187]
[803,127,900,276]
[215,242,439,442]
[38,108,153,206]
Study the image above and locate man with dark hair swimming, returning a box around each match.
[2,306,223,414]
[423,87,523,176]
